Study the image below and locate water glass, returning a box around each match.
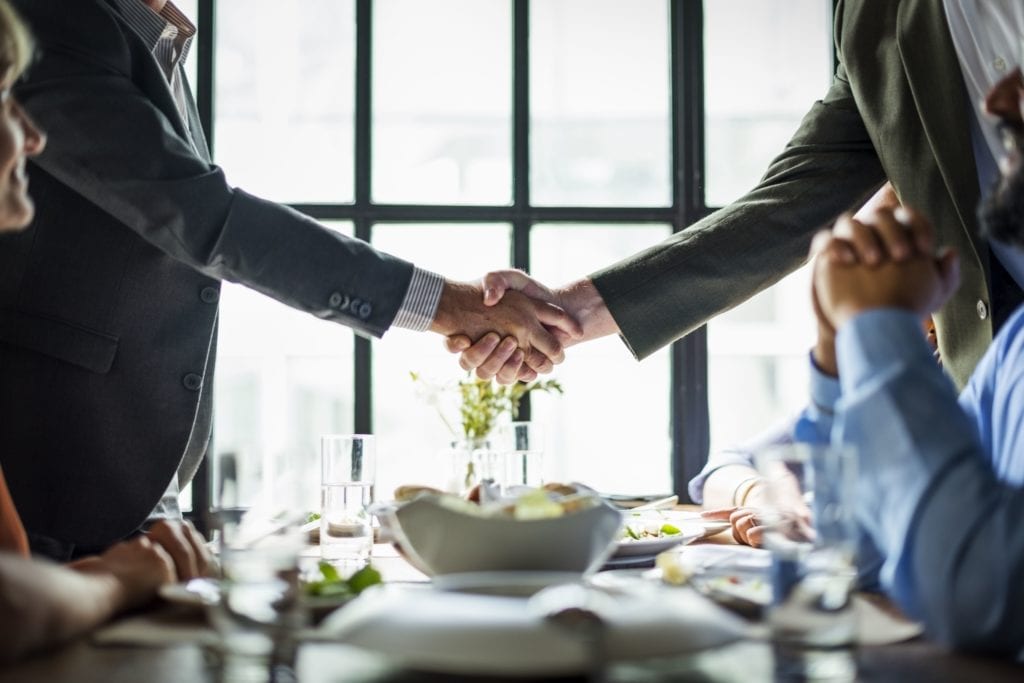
[321,434,376,562]
[208,507,306,683]
[496,421,544,489]
[754,443,858,680]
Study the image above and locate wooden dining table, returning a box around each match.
[1,537,1023,683]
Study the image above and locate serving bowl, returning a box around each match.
[383,495,622,576]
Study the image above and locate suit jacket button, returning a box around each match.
[329,292,343,308]
[977,299,989,320]
[359,302,372,319]
[183,373,203,391]
[200,286,219,304]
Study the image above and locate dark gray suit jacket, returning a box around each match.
[592,0,1004,390]
[0,0,414,548]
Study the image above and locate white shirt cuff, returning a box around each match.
[391,267,444,332]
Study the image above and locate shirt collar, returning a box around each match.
[110,0,196,59]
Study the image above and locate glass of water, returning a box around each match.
[207,452,308,683]
[496,421,544,490]
[754,443,858,681]
[320,434,376,563]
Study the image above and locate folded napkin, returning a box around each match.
[318,582,749,676]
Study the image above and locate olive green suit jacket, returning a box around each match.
[592,0,991,389]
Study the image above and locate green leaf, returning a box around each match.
[318,561,342,583]
[660,523,682,536]
[347,564,383,594]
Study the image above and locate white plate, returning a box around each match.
[622,510,731,540]
[614,522,704,558]
[158,577,221,608]
[696,520,732,537]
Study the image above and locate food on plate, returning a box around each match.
[393,484,444,502]
[389,481,601,521]
[512,489,566,520]
[541,482,578,497]
[621,519,684,542]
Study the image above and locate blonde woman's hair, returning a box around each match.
[0,0,31,84]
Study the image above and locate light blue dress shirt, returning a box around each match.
[831,306,1024,655]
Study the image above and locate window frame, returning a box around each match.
[188,0,832,524]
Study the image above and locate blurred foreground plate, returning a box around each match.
[321,582,748,676]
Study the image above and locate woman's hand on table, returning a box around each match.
[701,507,767,548]
[145,520,214,580]
[86,537,177,611]
[71,520,215,610]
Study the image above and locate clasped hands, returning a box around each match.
[707,205,959,548]
[811,205,960,341]
[431,274,618,384]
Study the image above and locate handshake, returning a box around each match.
[428,272,620,384]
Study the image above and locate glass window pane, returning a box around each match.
[531,224,672,494]
[531,0,671,207]
[372,225,510,500]
[213,0,354,203]
[213,222,355,509]
[373,0,512,205]
[704,0,832,206]
[707,266,815,455]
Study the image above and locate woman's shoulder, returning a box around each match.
[14,0,130,69]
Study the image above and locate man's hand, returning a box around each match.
[810,183,904,377]
[812,208,960,330]
[145,519,214,581]
[74,536,177,612]
[444,272,619,383]
[430,279,584,383]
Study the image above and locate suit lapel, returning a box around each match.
[104,1,198,155]
[896,0,982,249]
[181,73,211,163]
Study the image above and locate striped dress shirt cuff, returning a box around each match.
[391,267,444,332]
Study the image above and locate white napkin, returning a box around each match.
[319,582,749,676]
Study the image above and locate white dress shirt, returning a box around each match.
[942,0,1024,288]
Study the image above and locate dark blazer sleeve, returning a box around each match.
[14,0,412,338]
[590,54,887,359]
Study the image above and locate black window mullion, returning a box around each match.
[671,0,709,502]
[512,0,531,419]
[195,0,215,150]
[354,0,374,433]
[190,0,216,532]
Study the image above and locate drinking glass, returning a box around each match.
[207,452,308,683]
[754,443,858,681]
[320,434,376,562]
[496,421,544,489]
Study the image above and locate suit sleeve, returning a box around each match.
[14,1,413,338]
[590,57,886,359]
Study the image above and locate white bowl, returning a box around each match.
[385,495,622,576]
